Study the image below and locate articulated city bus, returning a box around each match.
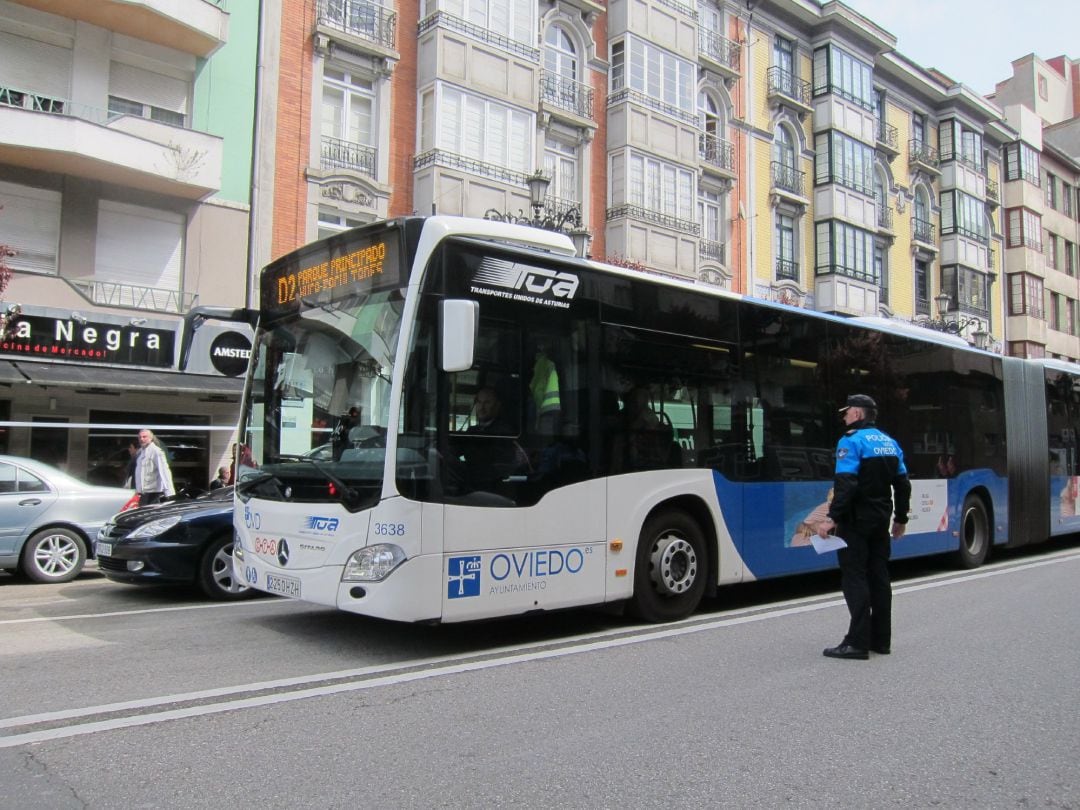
[226,215,1078,623]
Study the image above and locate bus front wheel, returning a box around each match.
[955,494,991,569]
[631,510,707,622]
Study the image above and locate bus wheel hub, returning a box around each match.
[650,534,697,596]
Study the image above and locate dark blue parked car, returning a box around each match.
[94,487,253,600]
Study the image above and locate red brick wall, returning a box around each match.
[389,0,419,217]
[588,12,607,260]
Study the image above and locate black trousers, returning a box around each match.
[140,491,164,505]
[836,525,891,650]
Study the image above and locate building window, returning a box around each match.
[699,188,724,260]
[915,259,930,314]
[429,83,533,172]
[941,265,990,315]
[912,112,928,148]
[939,119,983,171]
[626,151,694,220]
[775,212,797,280]
[814,130,874,195]
[318,208,366,239]
[1066,240,1076,277]
[1039,74,1048,100]
[815,220,876,282]
[543,138,579,203]
[1064,183,1073,216]
[424,0,535,45]
[1046,172,1059,209]
[940,190,989,243]
[811,45,873,110]
[321,68,376,175]
[544,24,577,83]
[1006,207,1042,250]
[1047,233,1059,269]
[0,181,61,275]
[108,95,185,127]
[1009,272,1044,318]
[875,242,888,305]
[612,35,695,116]
[773,35,795,75]
[1003,142,1040,185]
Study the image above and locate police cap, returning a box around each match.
[839,393,877,413]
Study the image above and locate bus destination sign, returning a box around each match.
[262,225,402,317]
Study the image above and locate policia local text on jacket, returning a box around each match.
[817,394,911,660]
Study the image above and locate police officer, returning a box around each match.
[817,394,911,660]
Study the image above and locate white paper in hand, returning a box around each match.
[809,534,848,554]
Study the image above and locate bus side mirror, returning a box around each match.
[440,299,478,372]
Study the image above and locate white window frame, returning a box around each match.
[627,151,694,220]
[433,83,533,172]
[322,68,376,145]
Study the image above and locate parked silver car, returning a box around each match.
[0,455,138,583]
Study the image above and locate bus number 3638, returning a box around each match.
[374,523,406,536]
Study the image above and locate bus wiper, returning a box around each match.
[280,455,363,509]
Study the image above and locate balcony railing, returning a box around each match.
[317,0,397,50]
[776,258,799,281]
[815,264,878,284]
[1,84,191,130]
[606,204,700,235]
[915,297,931,317]
[67,279,197,315]
[766,67,812,106]
[413,148,530,187]
[771,160,806,197]
[876,119,898,151]
[912,217,936,244]
[698,133,735,172]
[418,11,539,62]
[877,205,894,230]
[698,29,740,72]
[909,140,940,169]
[321,135,376,177]
[986,179,999,202]
[699,239,726,264]
[540,70,594,120]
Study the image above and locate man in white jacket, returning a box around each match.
[135,429,175,505]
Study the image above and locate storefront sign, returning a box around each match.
[0,314,175,367]
[209,331,252,377]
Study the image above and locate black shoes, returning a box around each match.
[823,643,869,660]
[870,645,891,655]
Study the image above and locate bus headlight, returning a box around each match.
[342,544,406,582]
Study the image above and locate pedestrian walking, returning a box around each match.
[816,394,911,660]
[134,428,175,505]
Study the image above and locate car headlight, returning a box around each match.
[342,544,406,582]
[127,515,183,539]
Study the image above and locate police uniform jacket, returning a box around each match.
[828,422,912,535]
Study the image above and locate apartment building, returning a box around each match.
[0,0,257,486]
[254,0,1016,352]
[992,54,1080,361]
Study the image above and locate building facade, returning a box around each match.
[0,0,257,486]
[253,0,1014,352]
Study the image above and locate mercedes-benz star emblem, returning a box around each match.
[277,538,290,566]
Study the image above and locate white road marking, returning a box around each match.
[1,548,1077,749]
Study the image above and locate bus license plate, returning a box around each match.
[266,573,301,598]
[96,542,113,557]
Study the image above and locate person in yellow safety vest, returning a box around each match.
[530,350,561,430]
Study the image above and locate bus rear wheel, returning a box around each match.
[955,494,990,569]
[631,510,707,622]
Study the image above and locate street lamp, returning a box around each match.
[925,292,991,349]
[484,170,591,257]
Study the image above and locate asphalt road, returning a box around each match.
[2,542,1079,809]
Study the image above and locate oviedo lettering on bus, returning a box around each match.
[447,547,592,599]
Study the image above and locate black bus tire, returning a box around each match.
[955,494,991,569]
[630,510,707,622]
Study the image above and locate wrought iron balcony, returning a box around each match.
[698,29,740,73]
[877,205,894,230]
[540,70,594,120]
[771,160,806,198]
[912,216,936,244]
[321,135,376,178]
[775,258,799,281]
[699,239,726,264]
[698,133,735,173]
[606,204,700,235]
[67,278,198,314]
[317,0,397,50]
[875,119,899,152]
[909,140,940,171]
[766,67,812,107]
[986,179,999,203]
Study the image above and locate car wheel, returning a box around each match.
[198,534,255,600]
[21,528,87,583]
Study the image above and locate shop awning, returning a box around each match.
[5,360,245,395]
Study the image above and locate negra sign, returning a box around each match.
[209,331,252,377]
[0,315,175,367]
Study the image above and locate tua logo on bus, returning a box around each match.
[473,258,579,300]
[447,556,482,599]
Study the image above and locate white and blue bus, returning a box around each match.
[212,216,1079,623]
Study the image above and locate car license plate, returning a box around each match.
[266,573,301,598]
[96,542,113,557]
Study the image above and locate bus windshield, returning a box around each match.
[238,286,405,508]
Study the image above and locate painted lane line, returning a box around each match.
[3,550,1079,748]
[0,598,297,626]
